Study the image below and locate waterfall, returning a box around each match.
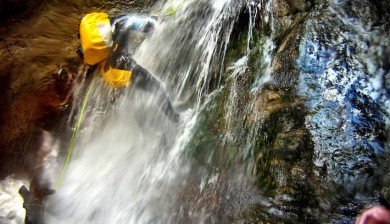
[45,0,265,223]
[0,177,27,224]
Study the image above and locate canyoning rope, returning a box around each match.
[168,0,187,15]
[53,0,187,188]
[53,0,188,191]
[156,0,175,16]
[55,74,98,189]
[156,0,188,16]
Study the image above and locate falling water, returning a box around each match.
[44,0,267,223]
[223,0,274,152]
[0,177,27,224]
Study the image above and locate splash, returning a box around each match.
[46,0,256,223]
[0,176,27,224]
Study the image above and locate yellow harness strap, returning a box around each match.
[100,61,132,88]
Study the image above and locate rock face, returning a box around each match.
[0,0,84,181]
[295,0,390,221]
[183,0,389,222]
[242,0,389,222]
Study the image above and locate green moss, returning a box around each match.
[185,89,228,167]
[225,32,249,66]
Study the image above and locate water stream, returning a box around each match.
[46,0,264,223]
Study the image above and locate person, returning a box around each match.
[78,12,179,122]
[18,130,56,224]
[18,13,179,224]
[355,206,390,224]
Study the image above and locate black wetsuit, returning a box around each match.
[108,14,179,122]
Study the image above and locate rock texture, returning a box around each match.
[187,0,389,222]
[247,0,389,222]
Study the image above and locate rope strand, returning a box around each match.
[55,74,98,189]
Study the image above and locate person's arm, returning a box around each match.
[111,15,157,36]
[131,64,179,123]
[128,16,157,33]
[108,15,157,69]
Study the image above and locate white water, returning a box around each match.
[0,0,273,222]
[46,0,248,223]
[0,176,27,224]
[223,0,274,159]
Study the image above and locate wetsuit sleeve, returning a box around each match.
[110,15,156,59]
[131,64,179,122]
[112,15,157,35]
[125,16,156,33]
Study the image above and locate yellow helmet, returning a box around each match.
[80,12,113,65]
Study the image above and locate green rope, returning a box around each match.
[156,0,187,16]
[167,0,187,16]
[156,0,175,16]
[55,75,98,189]
[54,0,188,191]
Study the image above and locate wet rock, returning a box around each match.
[381,171,390,207]
[172,169,258,224]
[240,0,389,221]
[100,0,160,15]
[271,4,307,92]
[0,0,46,22]
[273,0,312,18]
[246,80,316,222]
[249,88,284,122]
[295,0,389,221]
[274,129,306,161]
[273,0,291,18]
[272,0,314,46]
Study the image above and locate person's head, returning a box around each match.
[142,15,158,32]
[79,12,113,66]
